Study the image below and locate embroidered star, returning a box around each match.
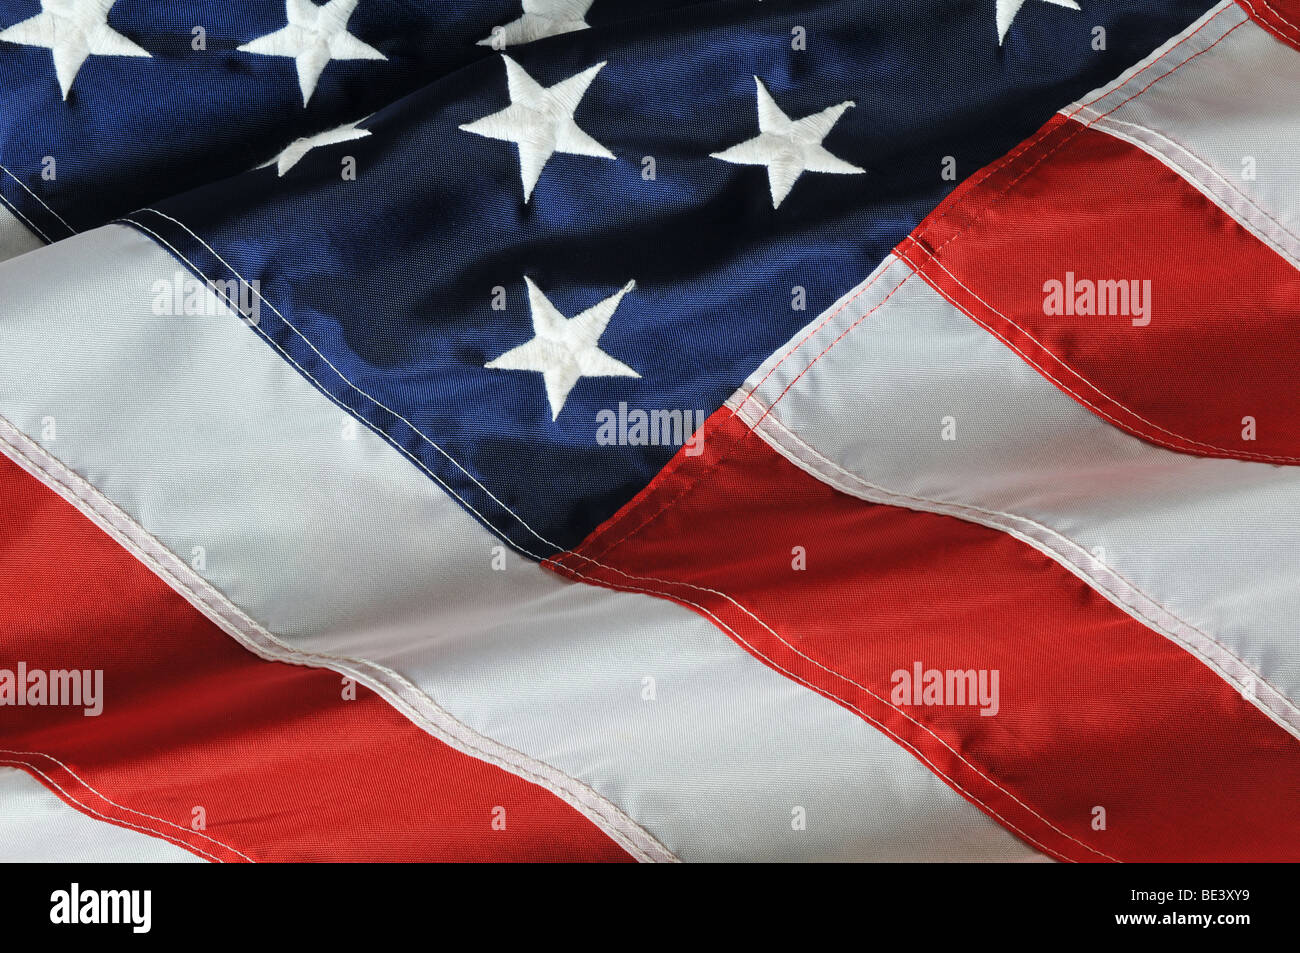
[996,0,1081,45]
[459,55,614,203]
[478,0,593,49]
[0,0,149,101]
[259,117,371,175]
[711,77,863,210]
[238,0,386,106]
[485,277,639,421]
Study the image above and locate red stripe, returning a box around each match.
[551,410,1300,862]
[0,454,630,862]
[1241,0,1300,49]
[901,114,1300,465]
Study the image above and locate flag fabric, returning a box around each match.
[0,0,1297,862]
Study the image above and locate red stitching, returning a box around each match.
[0,758,229,863]
[734,259,907,418]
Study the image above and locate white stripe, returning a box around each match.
[0,224,1044,861]
[0,767,203,863]
[1062,0,1244,117]
[1070,5,1300,269]
[0,199,43,261]
[736,254,1300,736]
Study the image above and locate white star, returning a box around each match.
[711,77,863,210]
[996,0,1081,45]
[485,277,639,421]
[478,0,593,49]
[459,55,614,203]
[0,0,149,101]
[259,117,371,175]
[238,0,386,106]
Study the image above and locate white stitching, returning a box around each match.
[1066,1,1245,121]
[108,0,1285,864]
[0,760,224,862]
[137,209,561,553]
[1243,0,1300,39]
[724,8,1253,472]
[0,749,249,860]
[0,191,51,244]
[899,242,1300,721]
[727,3,1247,425]
[0,163,75,235]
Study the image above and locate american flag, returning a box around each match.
[0,0,1296,864]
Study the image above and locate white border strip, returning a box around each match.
[1062,0,1246,119]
